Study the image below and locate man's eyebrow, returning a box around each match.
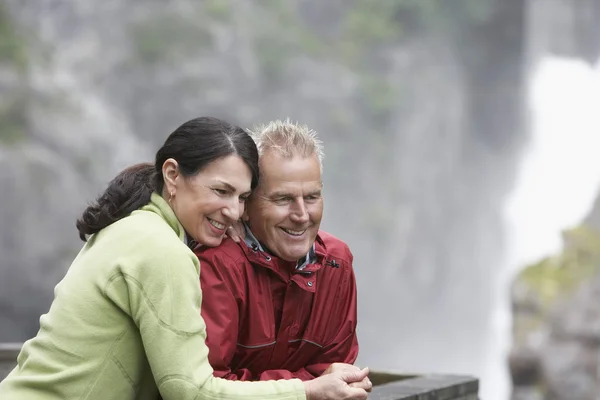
[267,189,322,199]
[268,191,293,199]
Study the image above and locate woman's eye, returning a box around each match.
[239,196,248,203]
[213,188,227,195]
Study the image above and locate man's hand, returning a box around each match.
[304,367,370,400]
[322,363,372,392]
[225,220,245,243]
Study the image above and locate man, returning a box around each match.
[195,120,360,381]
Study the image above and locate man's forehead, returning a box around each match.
[258,178,322,194]
[259,152,320,175]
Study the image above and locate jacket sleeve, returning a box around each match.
[104,244,305,400]
[257,368,320,381]
[196,249,254,381]
[257,250,359,381]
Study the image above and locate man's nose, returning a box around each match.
[290,200,309,223]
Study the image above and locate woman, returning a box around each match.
[0,117,370,400]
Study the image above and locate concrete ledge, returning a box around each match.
[0,343,21,360]
[0,342,21,380]
[1,343,479,399]
[369,372,479,399]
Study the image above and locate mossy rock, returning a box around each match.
[517,225,600,307]
[512,225,600,346]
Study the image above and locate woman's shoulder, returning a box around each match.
[92,209,194,271]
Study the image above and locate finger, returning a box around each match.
[340,367,369,384]
[331,363,360,373]
[343,387,368,400]
[348,378,371,391]
[226,226,240,243]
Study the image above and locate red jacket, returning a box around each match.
[196,229,359,381]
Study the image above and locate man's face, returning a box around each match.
[246,150,323,262]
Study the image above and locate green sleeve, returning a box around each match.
[105,250,306,400]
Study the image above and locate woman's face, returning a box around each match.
[164,154,252,247]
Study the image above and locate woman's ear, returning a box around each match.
[162,158,180,195]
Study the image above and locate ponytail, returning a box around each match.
[76,162,156,241]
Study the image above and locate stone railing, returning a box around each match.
[0,343,479,399]
[368,372,479,400]
[0,343,20,382]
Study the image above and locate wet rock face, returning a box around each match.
[510,197,600,400]
[541,274,600,400]
[0,1,530,359]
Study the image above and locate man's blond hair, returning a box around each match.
[250,119,324,171]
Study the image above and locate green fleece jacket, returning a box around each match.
[0,193,305,400]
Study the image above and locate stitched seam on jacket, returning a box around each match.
[236,341,277,349]
[110,355,138,389]
[81,328,128,400]
[105,272,201,336]
[287,338,323,348]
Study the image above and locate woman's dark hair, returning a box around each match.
[76,117,259,241]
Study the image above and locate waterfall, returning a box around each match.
[486,55,600,400]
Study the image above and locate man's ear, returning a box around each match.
[162,158,180,194]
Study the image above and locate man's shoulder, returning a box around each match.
[315,231,356,295]
[195,238,248,265]
[317,230,353,262]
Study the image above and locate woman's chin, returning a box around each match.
[198,234,224,248]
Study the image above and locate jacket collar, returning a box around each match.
[242,223,320,271]
[141,192,187,244]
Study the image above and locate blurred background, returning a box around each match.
[1,1,600,399]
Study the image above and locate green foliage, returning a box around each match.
[338,0,492,118]
[419,0,493,27]
[0,1,29,145]
[361,74,399,119]
[252,2,326,83]
[0,95,28,145]
[0,0,27,70]
[254,35,290,83]
[131,14,212,64]
[342,1,405,47]
[129,0,494,120]
[204,0,231,22]
[341,0,493,48]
